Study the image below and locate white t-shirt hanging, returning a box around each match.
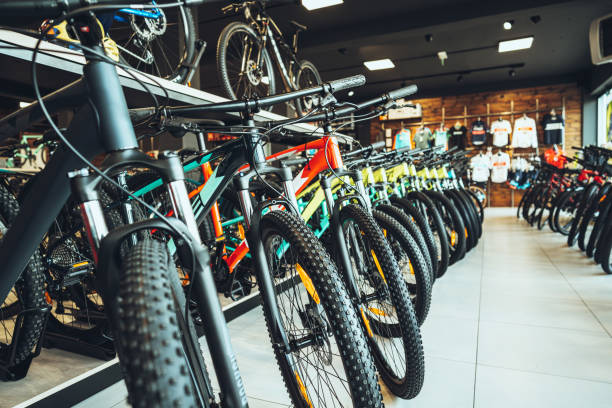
[490,119,512,147]
[490,152,510,183]
[470,154,491,182]
[511,116,538,148]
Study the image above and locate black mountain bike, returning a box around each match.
[217,0,322,116]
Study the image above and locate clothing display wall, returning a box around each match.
[370,83,583,207]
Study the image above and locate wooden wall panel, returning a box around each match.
[372,82,584,207]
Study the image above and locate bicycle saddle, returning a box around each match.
[290,20,307,32]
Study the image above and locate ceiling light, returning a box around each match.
[503,20,514,30]
[302,0,343,11]
[509,69,516,77]
[498,36,534,52]
[19,101,32,108]
[348,90,355,96]
[364,58,395,71]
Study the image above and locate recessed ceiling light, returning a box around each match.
[302,0,343,11]
[503,20,514,30]
[498,36,534,52]
[364,58,395,71]
[509,69,516,77]
[348,90,355,96]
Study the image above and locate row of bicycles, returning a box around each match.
[0,1,483,407]
[517,145,612,274]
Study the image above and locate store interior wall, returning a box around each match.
[371,82,583,207]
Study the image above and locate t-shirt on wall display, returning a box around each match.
[470,152,491,182]
[413,126,432,149]
[448,123,467,150]
[541,112,564,145]
[393,128,412,149]
[433,126,448,149]
[511,115,538,148]
[490,151,511,183]
[471,120,487,145]
[490,119,512,147]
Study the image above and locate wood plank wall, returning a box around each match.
[371,82,583,207]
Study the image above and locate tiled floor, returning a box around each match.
[31,208,612,406]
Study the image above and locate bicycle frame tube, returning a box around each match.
[266,29,294,91]
[117,8,162,19]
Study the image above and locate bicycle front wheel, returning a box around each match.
[217,22,277,103]
[260,210,382,407]
[338,204,424,399]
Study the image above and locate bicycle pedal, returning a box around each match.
[62,261,92,287]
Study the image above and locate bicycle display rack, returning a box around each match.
[0,306,50,382]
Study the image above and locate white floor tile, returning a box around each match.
[475,364,612,408]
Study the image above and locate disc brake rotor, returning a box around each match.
[129,9,167,42]
[245,60,262,86]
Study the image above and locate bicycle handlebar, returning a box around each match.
[264,84,417,128]
[386,85,419,103]
[165,75,365,118]
[343,141,386,160]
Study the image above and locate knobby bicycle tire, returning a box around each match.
[0,184,46,367]
[568,184,598,247]
[424,191,467,265]
[392,193,449,278]
[337,204,424,399]
[587,195,612,258]
[114,240,200,408]
[372,209,432,325]
[376,203,434,284]
[578,184,610,252]
[259,210,383,407]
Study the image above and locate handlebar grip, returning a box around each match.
[386,85,418,101]
[371,141,386,151]
[328,75,366,93]
[395,145,413,154]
